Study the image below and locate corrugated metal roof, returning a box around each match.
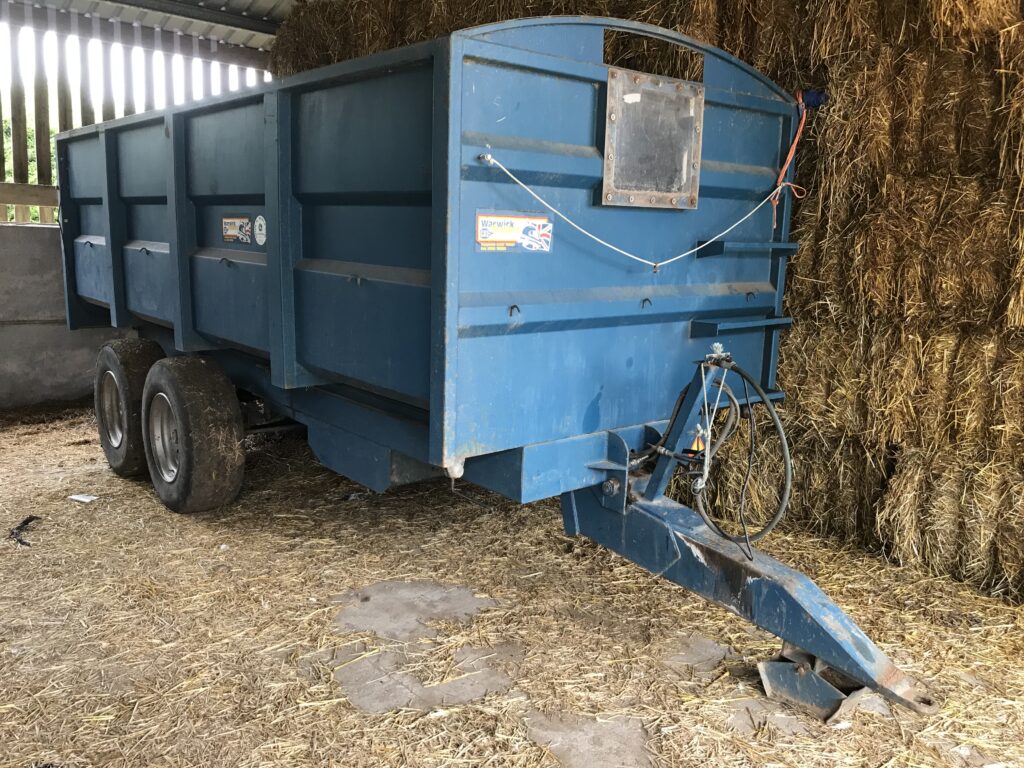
[31,0,293,50]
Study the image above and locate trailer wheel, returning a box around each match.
[141,357,245,513]
[95,338,164,478]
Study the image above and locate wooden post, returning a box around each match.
[190,36,200,101]
[138,26,152,112]
[76,12,95,127]
[193,58,205,101]
[54,11,73,132]
[164,37,176,108]
[95,17,114,122]
[219,60,229,96]
[120,22,136,116]
[11,21,30,222]
[203,45,214,99]
[32,22,54,224]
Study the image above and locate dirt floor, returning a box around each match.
[1,404,1022,768]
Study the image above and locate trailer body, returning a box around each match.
[58,17,794,498]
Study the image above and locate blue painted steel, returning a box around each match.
[57,16,796,493]
[562,490,938,714]
[56,16,935,715]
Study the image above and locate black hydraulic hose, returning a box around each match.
[692,360,792,544]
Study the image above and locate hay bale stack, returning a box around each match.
[270,1,1024,600]
[771,1,1024,600]
[998,23,1024,188]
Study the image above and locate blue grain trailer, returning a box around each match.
[57,17,936,718]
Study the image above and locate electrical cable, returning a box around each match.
[732,374,757,560]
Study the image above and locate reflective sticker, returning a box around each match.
[690,435,705,452]
[476,211,553,253]
[254,215,268,246]
[223,216,252,244]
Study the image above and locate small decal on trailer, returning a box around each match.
[222,216,252,244]
[476,211,553,253]
[254,215,268,246]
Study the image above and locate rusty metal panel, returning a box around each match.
[603,66,704,209]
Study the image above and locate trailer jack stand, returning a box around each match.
[562,490,940,719]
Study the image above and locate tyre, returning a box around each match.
[141,356,245,513]
[94,338,165,477]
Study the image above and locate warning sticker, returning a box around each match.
[222,216,252,244]
[254,215,268,246]
[475,211,553,253]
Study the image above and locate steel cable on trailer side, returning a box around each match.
[479,153,801,272]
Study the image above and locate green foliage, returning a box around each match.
[2,118,58,224]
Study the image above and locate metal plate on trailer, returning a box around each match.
[602,66,704,209]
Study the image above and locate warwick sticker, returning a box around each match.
[476,211,553,253]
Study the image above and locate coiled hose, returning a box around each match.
[691,360,792,545]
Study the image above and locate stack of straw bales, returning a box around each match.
[775,5,1024,602]
[271,1,1024,600]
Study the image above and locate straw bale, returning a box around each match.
[946,331,1000,449]
[950,185,1013,323]
[997,22,1024,189]
[668,0,721,46]
[782,202,826,316]
[920,50,967,175]
[929,181,1010,326]
[676,416,881,547]
[994,461,1024,595]
[877,0,931,48]
[815,52,894,197]
[990,334,1024,455]
[777,320,867,437]
[808,200,860,323]
[926,0,1020,42]
[698,410,786,533]
[914,331,961,442]
[714,0,758,65]
[854,176,942,324]
[845,177,1009,327]
[958,44,1000,176]
[875,447,934,566]
[269,0,404,77]
[888,49,931,176]
[1003,211,1024,327]
[612,0,719,47]
[604,0,714,82]
[794,430,882,543]
[862,327,926,448]
[960,456,1005,585]
[808,0,881,64]
[746,0,809,85]
[921,453,967,575]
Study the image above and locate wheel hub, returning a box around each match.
[99,370,124,449]
[148,392,180,483]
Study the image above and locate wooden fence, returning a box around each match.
[1,2,269,224]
